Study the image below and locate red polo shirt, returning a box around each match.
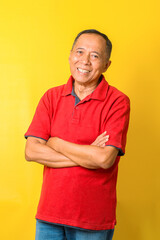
[25,75,130,230]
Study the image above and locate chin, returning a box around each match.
[74,76,91,84]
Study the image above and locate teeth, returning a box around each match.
[78,68,90,73]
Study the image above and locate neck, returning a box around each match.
[74,81,98,100]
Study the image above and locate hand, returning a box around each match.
[91,131,109,147]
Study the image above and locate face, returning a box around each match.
[69,33,111,86]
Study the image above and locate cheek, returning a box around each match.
[73,56,79,63]
[92,63,102,72]
[70,54,79,64]
[95,62,106,72]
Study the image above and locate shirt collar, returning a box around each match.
[62,75,109,101]
[62,75,74,96]
[89,75,109,101]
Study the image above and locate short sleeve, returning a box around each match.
[24,90,52,141]
[103,95,130,156]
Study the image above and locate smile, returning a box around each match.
[77,68,91,73]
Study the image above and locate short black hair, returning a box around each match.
[72,29,112,59]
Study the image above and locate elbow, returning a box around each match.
[25,153,31,161]
[96,147,118,169]
[98,156,115,169]
[25,137,43,162]
[100,161,114,169]
[25,146,33,162]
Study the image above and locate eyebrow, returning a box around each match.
[76,47,85,51]
[76,48,100,56]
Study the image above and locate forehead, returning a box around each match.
[73,33,106,52]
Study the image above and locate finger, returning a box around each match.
[91,132,108,146]
[98,136,109,146]
[99,143,106,148]
[97,135,109,143]
[96,131,107,140]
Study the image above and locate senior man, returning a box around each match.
[25,29,130,240]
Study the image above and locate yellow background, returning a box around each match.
[0,0,159,239]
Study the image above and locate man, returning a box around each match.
[25,29,130,240]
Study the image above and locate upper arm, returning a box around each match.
[24,90,53,141]
[26,136,46,145]
[102,95,130,156]
[25,136,46,160]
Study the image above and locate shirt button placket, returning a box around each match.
[72,105,80,123]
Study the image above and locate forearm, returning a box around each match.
[31,157,78,168]
[48,137,118,169]
[25,137,78,168]
[61,142,101,169]
[48,138,106,169]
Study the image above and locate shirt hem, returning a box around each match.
[35,213,116,231]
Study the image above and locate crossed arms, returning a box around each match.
[25,132,118,169]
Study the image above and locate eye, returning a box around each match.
[91,54,98,59]
[76,50,83,54]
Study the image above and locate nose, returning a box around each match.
[81,53,90,65]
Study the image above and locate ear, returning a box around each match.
[103,60,111,72]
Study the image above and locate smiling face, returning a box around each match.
[69,33,111,86]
